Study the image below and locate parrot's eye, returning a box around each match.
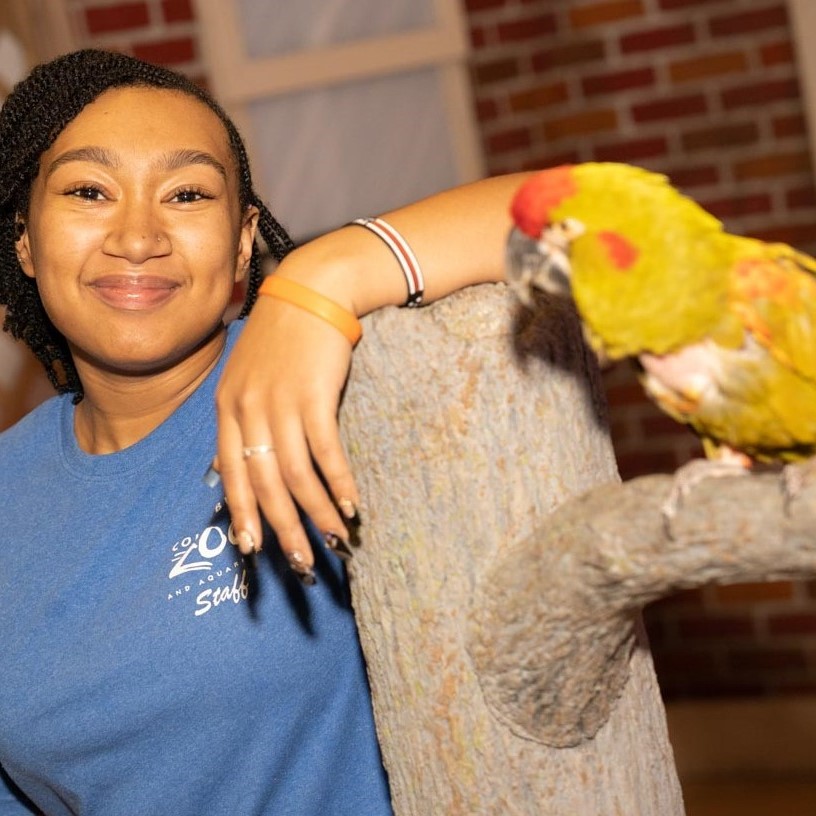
[561,218,585,239]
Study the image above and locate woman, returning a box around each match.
[0,50,524,814]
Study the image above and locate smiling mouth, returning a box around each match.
[89,275,180,310]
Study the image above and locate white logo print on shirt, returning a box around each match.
[166,501,250,617]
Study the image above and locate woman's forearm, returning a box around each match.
[274,173,533,317]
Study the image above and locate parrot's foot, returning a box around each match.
[782,457,816,513]
[662,455,752,537]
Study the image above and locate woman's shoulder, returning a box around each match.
[0,393,64,456]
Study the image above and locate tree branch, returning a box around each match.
[469,461,816,748]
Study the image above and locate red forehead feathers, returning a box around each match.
[510,165,578,238]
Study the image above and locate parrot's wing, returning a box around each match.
[729,239,816,385]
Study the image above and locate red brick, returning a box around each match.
[509,82,569,112]
[470,26,486,48]
[620,23,695,53]
[605,381,646,407]
[668,165,720,188]
[681,122,758,152]
[721,77,800,109]
[649,587,707,609]
[670,51,748,83]
[543,109,618,141]
[85,2,149,34]
[773,114,807,139]
[650,650,717,674]
[162,0,194,23]
[631,93,707,123]
[497,14,558,43]
[728,648,805,671]
[594,136,668,162]
[473,58,520,85]
[698,193,772,219]
[582,67,655,97]
[709,5,788,37]
[475,98,500,122]
[616,450,679,479]
[641,414,692,437]
[748,222,816,247]
[787,186,816,210]
[768,614,816,635]
[532,40,605,72]
[464,0,506,9]
[660,0,737,7]
[712,581,794,604]
[131,37,195,65]
[761,40,793,67]
[522,151,581,171]
[678,615,754,639]
[487,127,532,154]
[570,0,645,28]
[733,151,811,181]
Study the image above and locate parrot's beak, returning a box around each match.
[506,226,572,308]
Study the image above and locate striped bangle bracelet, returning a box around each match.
[349,217,424,308]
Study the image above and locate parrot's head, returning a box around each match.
[506,163,650,308]
[506,162,728,359]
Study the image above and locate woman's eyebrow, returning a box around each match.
[45,146,119,179]
[159,149,227,180]
[44,146,228,180]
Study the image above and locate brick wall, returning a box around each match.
[52,0,816,699]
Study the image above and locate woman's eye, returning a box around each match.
[172,188,211,203]
[66,186,104,201]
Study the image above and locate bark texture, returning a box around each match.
[339,284,685,815]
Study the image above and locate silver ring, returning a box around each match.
[242,444,275,460]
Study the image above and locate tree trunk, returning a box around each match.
[339,284,685,815]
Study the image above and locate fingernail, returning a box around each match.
[203,464,221,488]
[324,532,353,560]
[235,529,256,555]
[337,497,359,523]
[287,551,316,586]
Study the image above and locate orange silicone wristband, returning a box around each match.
[258,275,363,346]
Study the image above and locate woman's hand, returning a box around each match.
[212,174,522,578]
[214,291,359,580]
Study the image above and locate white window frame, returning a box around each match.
[193,0,484,188]
[3,0,74,67]
[788,0,816,182]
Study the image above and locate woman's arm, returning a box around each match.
[215,173,531,576]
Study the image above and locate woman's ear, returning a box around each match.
[15,219,35,279]
[235,205,259,283]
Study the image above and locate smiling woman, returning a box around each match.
[0,50,391,816]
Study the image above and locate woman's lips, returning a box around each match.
[89,275,180,310]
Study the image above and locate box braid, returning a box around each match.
[0,49,294,402]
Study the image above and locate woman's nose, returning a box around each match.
[102,202,170,262]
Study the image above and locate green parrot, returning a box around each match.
[506,162,816,468]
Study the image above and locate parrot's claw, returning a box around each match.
[781,457,816,514]
[662,456,752,538]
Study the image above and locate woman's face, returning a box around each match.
[16,86,257,380]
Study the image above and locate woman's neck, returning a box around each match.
[72,326,227,454]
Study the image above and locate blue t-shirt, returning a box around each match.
[0,322,392,815]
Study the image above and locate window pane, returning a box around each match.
[237,0,435,59]
[247,68,458,240]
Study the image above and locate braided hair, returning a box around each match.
[0,49,294,401]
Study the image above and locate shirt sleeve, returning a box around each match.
[0,766,38,815]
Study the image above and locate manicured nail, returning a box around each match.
[203,464,221,488]
[337,497,359,522]
[235,529,256,555]
[287,551,316,586]
[324,532,353,560]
